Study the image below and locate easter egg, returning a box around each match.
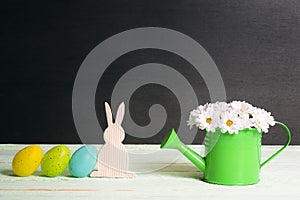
[12,145,43,177]
[41,145,70,177]
[69,145,98,178]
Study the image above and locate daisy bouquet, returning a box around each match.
[187,101,275,134]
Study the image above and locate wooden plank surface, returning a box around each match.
[1,144,300,199]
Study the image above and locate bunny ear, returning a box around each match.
[104,102,113,126]
[115,102,125,125]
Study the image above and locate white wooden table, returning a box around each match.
[1,144,300,199]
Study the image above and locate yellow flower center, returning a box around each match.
[226,120,233,127]
[206,118,212,124]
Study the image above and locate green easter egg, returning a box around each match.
[41,145,70,177]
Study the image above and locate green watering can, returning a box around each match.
[161,121,291,185]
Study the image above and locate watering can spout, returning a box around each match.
[160,128,206,172]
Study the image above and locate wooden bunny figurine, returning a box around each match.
[90,102,135,178]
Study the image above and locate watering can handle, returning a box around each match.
[260,121,291,168]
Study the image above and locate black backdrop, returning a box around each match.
[1,0,299,144]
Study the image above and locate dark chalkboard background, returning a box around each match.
[1,0,299,144]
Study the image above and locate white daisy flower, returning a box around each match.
[187,104,218,132]
[239,114,253,129]
[220,110,242,134]
[230,101,253,113]
[187,109,202,129]
[251,108,275,133]
[214,102,229,114]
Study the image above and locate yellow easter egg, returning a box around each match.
[12,145,43,177]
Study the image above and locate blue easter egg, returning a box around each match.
[69,145,98,178]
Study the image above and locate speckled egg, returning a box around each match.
[69,145,98,178]
[41,145,70,177]
[12,145,43,177]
